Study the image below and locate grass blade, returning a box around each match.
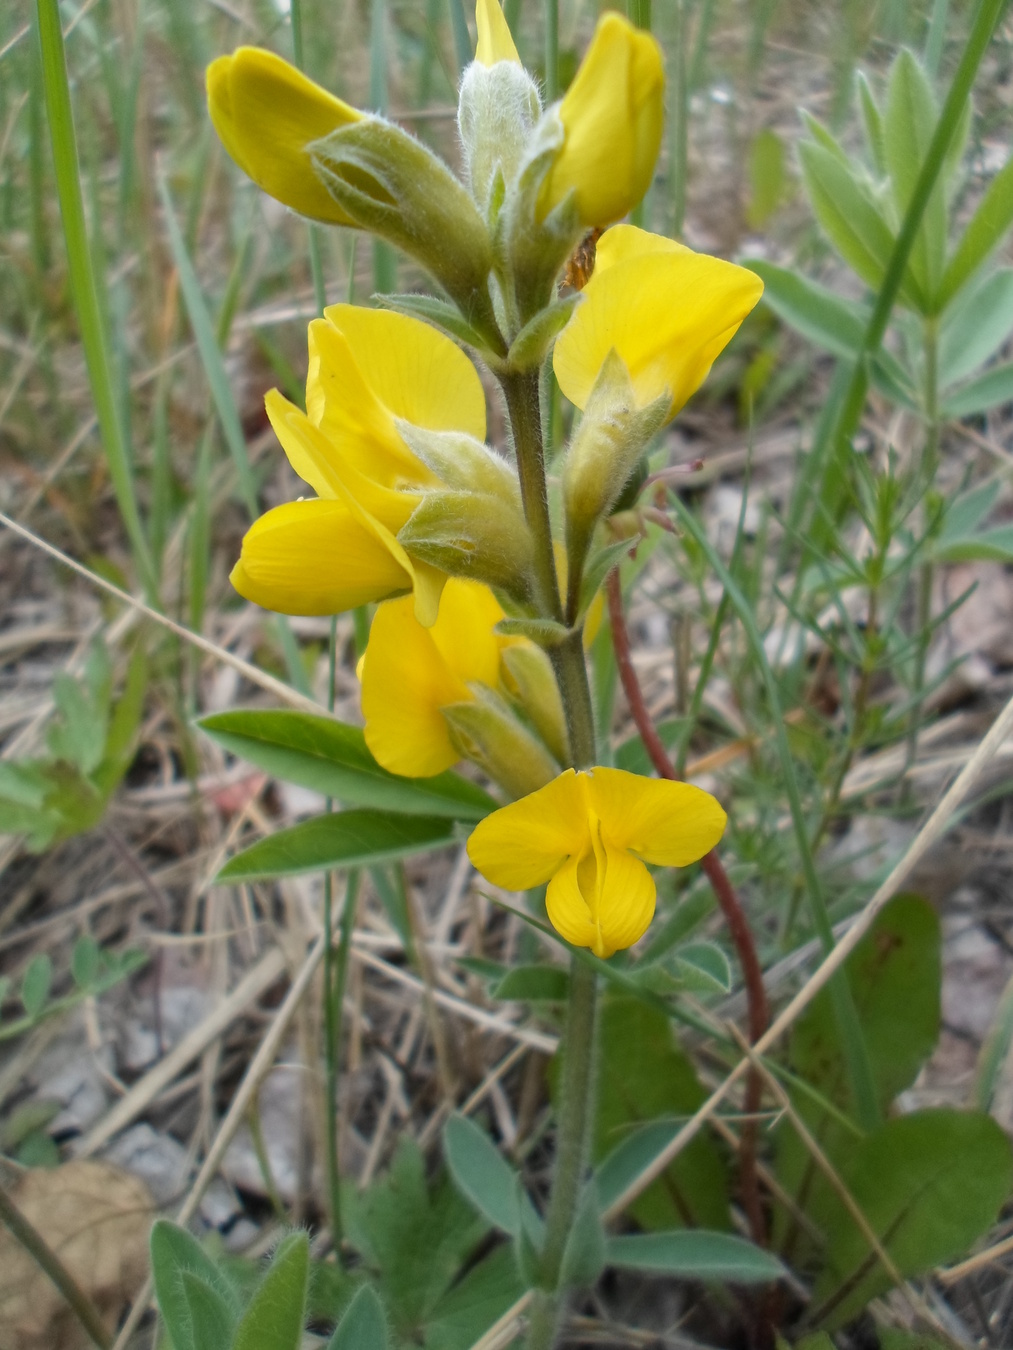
[35,0,157,601]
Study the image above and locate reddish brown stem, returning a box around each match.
[606,567,769,1246]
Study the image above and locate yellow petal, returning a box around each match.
[537,14,664,226]
[545,854,601,951]
[595,842,657,956]
[553,226,764,416]
[588,767,726,867]
[475,0,521,65]
[428,579,505,688]
[322,305,487,441]
[305,320,431,489]
[265,391,420,533]
[207,48,361,225]
[467,769,591,889]
[361,595,472,777]
[230,499,412,615]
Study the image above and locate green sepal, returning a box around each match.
[399,491,533,599]
[443,685,559,799]
[506,294,581,373]
[494,616,570,647]
[501,643,569,764]
[311,117,495,326]
[377,292,502,356]
[395,422,520,505]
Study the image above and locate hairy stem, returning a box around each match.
[606,567,769,1245]
[501,366,600,1350]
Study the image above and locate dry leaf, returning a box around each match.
[0,1159,152,1350]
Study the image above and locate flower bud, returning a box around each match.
[310,118,494,319]
[458,61,542,216]
[537,14,664,228]
[399,489,534,600]
[562,350,669,577]
[395,423,520,507]
[443,686,559,800]
[207,47,362,225]
[501,644,569,765]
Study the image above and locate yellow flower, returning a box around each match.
[360,579,507,778]
[538,14,664,227]
[553,225,765,420]
[231,306,487,626]
[207,47,361,225]
[475,0,521,66]
[467,767,726,958]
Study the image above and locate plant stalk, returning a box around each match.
[500,365,600,1350]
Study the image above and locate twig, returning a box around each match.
[0,1182,112,1350]
[606,567,769,1246]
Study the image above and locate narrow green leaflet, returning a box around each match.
[811,1109,1012,1329]
[607,1231,785,1283]
[883,49,947,304]
[149,1221,240,1350]
[422,1246,524,1350]
[443,1114,522,1236]
[938,268,1013,388]
[328,1285,388,1350]
[199,710,495,821]
[942,360,1013,418]
[218,811,458,882]
[940,152,1013,306]
[233,1232,309,1350]
[182,1272,236,1350]
[492,966,569,1001]
[21,955,52,1019]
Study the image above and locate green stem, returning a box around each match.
[0,1183,112,1350]
[528,958,599,1350]
[499,366,600,1350]
[905,316,940,786]
[322,615,342,1250]
[501,372,564,623]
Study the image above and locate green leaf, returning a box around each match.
[507,295,581,372]
[883,49,946,303]
[596,1120,683,1214]
[93,644,147,798]
[217,811,458,883]
[856,71,886,176]
[494,616,571,647]
[233,1232,309,1350]
[21,955,52,1019]
[492,966,569,1001]
[560,1182,606,1287]
[377,292,496,355]
[443,1115,522,1236]
[199,711,494,821]
[941,152,1013,307]
[931,524,1013,564]
[345,1140,486,1337]
[798,141,917,307]
[593,996,730,1231]
[672,941,732,994]
[930,482,1013,563]
[0,761,50,809]
[812,1109,1012,1329]
[606,1230,785,1284]
[181,1272,237,1350]
[328,1284,388,1350]
[48,670,107,775]
[149,1220,239,1350]
[938,268,1013,388]
[745,261,916,403]
[942,359,1013,417]
[746,128,787,229]
[71,936,100,988]
[423,1246,524,1350]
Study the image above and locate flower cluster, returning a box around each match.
[208,0,763,957]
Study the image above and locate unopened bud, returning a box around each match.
[501,644,569,765]
[458,61,541,217]
[443,686,559,799]
[311,118,494,320]
[563,349,669,578]
[399,490,533,600]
